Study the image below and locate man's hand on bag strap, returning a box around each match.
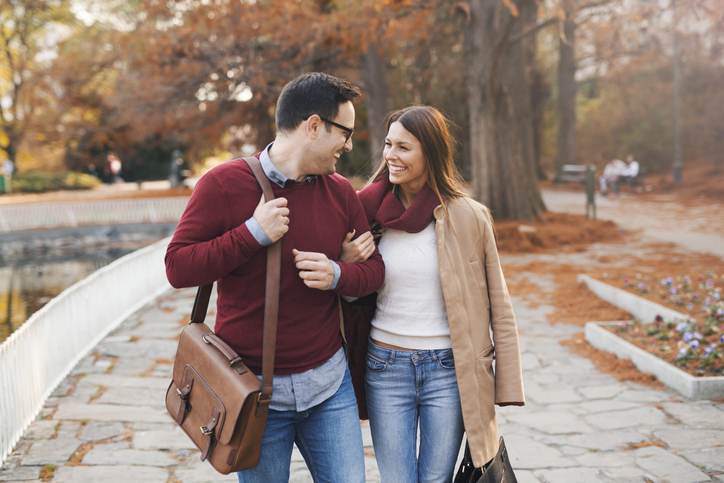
[253,195,289,243]
[292,249,338,291]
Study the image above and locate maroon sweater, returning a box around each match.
[165,158,384,374]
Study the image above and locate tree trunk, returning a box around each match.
[361,44,389,174]
[671,0,683,183]
[464,0,545,220]
[556,0,577,172]
[527,16,547,180]
[530,65,547,180]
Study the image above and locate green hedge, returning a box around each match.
[8,171,102,193]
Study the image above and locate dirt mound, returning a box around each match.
[494,212,624,253]
[644,161,724,204]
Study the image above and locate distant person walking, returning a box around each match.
[169,149,184,188]
[2,158,15,193]
[107,153,122,184]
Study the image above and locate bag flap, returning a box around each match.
[171,323,262,444]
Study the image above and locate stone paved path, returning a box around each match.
[1,249,722,482]
[0,257,724,483]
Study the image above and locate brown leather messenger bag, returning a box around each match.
[165,156,280,474]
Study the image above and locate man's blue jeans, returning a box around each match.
[365,341,465,483]
[236,367,365,483]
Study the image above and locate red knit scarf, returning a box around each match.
[358,177,439,233]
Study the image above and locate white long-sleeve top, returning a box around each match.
[370,222,451,349]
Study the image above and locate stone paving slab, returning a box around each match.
[1,251,723,482]
[53,465,169,482]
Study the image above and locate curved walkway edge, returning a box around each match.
[0,237,173,466]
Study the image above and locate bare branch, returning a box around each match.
[507,16,558,45]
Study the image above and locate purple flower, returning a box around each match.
[677,347,689,358]
[671,287,678,295]
[689,340,700,349]
[661,277,673,286]
[720,334,724,344]
[704,344,716,356]
[683,332,694,342]
[676,321,689,332]
[693,332,703,340]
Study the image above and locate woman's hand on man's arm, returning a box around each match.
[340,230,376,263]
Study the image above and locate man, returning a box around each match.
[165,72,384,482]
[621,154,640,187]
[599,158,625,196]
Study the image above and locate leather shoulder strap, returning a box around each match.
[243,156,282,399]
[188,156,282,399]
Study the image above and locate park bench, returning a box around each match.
[554,164,587,183]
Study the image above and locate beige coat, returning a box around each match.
[433,196,525,467]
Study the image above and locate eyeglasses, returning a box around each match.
[319,116,354,143]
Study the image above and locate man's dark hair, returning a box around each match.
[275,72,361,132]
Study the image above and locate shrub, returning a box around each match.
[10,171,101,193]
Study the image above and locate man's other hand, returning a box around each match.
[293,249,335,290]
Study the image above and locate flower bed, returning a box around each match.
[598,273,722,377]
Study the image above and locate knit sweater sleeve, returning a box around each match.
[335,182,385,297]
[165,170,263,288]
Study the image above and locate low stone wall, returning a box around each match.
[0,197,188,233]
[578,274,689,323]
[586,322,724,400]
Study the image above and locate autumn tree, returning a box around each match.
[463,0,547,219]
[0,0,73,170]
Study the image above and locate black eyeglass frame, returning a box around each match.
[319,116,354,142]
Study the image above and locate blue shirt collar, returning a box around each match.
[259,143,288,188]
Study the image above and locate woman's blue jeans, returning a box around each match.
[236,368,364,483]
[365,340,465,483]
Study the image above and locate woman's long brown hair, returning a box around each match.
[369,105,467,207]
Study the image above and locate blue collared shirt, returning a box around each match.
[259,346,347,412]
[245,143,346,412]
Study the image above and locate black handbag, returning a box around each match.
[454,437,517,483]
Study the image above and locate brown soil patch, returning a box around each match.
[39,464,56,481]
[495,212,624,254]
[561,333,663,389]
[88,385,107,404]
[610,320,722,377]
[68,441,95,465]
[505,261,631,326]
[503,235,722,384]
[505,276,546,309]
[643,161,724,205]
[626,438,668,450]
[587,245,724,319]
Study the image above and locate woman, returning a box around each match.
[342,106,525,482]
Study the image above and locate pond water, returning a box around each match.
[0,224,175,343]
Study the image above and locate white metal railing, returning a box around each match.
[0,197,188,232]
[0,237,173,465]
